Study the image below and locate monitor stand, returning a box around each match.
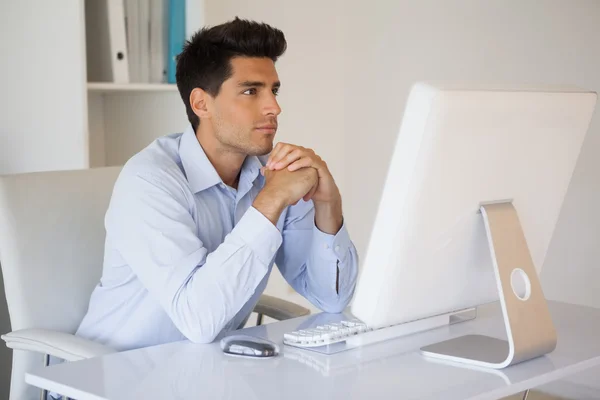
[420,202,557,369]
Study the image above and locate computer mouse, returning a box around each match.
[220,334,279,358]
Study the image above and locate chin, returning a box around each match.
[246,139,274,156]
[247,146,273,157]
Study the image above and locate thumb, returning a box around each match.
[303,181,318,202]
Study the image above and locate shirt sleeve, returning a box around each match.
[107,170,282,343]
[275,199,359,313]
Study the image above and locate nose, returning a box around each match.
[263,93,282,116]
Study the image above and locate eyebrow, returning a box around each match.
[237,80,281,88]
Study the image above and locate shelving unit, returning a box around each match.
[87,88,187,168]
[84,0,200,168]
[87,82,178,93]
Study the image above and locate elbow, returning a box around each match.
[312,282,357,314]
[321,287,356,314]
[168,298,221,344]
[321,302,346,314]
[185,330,219,344]
[321,305,345,314]
[176,316,220,343]
[318,295,351,314]
[306,274,357,315]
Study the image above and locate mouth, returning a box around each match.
[255,126,277,134]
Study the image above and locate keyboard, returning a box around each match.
[283,319,373,348]
[282,310,463,349]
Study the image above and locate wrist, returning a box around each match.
[314,198,343,235]
[253,187,287,226]
[259,186,289,208]
[314,194,342,213]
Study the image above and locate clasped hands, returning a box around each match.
[260,143,340,206]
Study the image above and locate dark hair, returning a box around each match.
[175,17,287,131]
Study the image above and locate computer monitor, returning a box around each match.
[350,82,597,368]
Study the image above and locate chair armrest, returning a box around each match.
[1,329,116,362]
[254,294,310,321]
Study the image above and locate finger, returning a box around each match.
[314,158,331,178]
[309,179,319,200]
[267,142,287,168]
[289,152,325,172]
[266,143,282,167]
[287,156,314,172]
[273,148,304,170]
[269,144,295,169]
[304,181,318,202]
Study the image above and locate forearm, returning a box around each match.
[277,202,358,314]
[314,199,343,235]
[253,187,287,226]
[304,222,358,312]
[160,208,281,343]
[174,245,268,342]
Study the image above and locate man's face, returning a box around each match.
[207,57,282,156]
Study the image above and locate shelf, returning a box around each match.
[87,82,178,93]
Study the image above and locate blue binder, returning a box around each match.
[167,0,185,84]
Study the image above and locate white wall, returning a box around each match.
[206,0,600,309]
[0,0,89,175]
[102,92,188,166]
[0,1,89,397]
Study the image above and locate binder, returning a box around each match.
[149,0,167,83]
[85,0,130,83]
[167,0,186,84]
[138,0,150,83]
[124,0,140,82]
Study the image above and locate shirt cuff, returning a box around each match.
[312,219,352,263]
[233,206,283,265]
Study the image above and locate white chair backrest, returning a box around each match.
[0,167,122,399]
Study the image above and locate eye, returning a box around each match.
[243,88,257,95]
[272,87,280,96]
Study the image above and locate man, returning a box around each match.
[76,17,358,351]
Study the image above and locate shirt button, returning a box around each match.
[335,245,340,252]
[323,243,329,250]
[271,246,277,252]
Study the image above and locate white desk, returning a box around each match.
[530,364,600,399]
[26,301,600,400]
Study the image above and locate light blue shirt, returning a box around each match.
[76,124,359,351]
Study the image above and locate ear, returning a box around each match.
[190,87,211,120]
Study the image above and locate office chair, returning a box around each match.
[0,167,309,400]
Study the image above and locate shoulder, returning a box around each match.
[114,133,192,203]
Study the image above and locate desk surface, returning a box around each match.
[27,301,600,400]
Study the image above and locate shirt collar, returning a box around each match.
[179,124,265,194]
[239,153,264,189]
